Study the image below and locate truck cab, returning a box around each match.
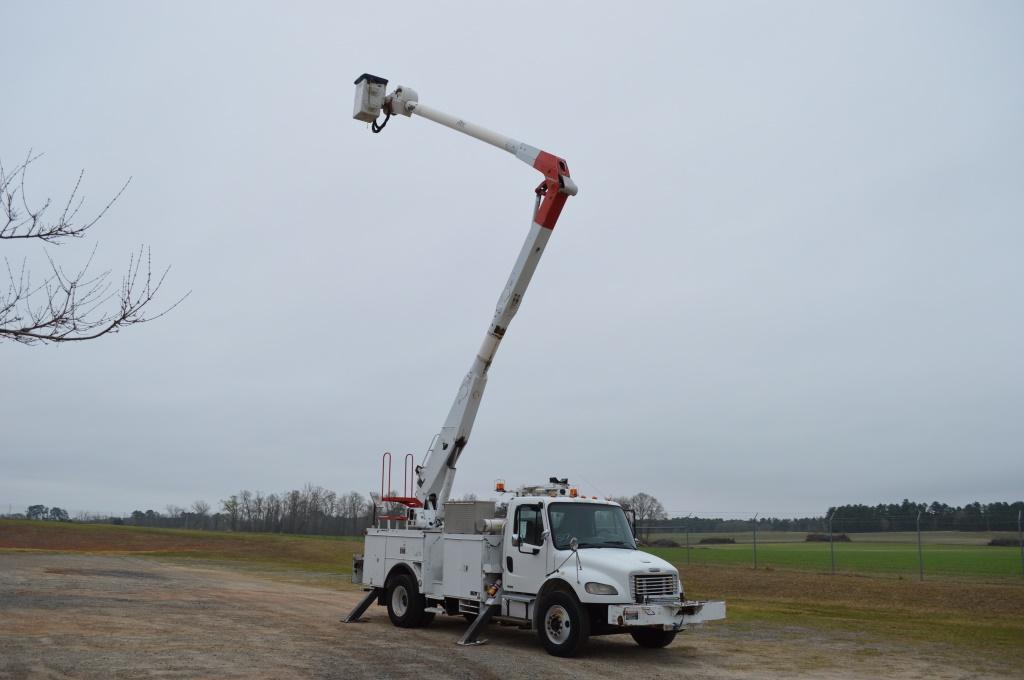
[499,494,723,656]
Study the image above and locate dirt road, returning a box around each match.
[0,552,1013,679]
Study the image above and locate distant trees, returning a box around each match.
[55,486,373,535]
[183,501,210,530]
[125,485,375,535]
[630,492,667,533]
[15,494,1021,537]
[221,496,240,531]
[825,500,1024,533]
[633,499,1024,535]
[613,493,667,541]
[341,492,370,535]
[215,485,372,535]
[23,505,69,521]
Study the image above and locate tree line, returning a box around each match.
[121,485,380,535]
[825,500,1024,532]
[638,499,1024,534]
[7,494,1022,537]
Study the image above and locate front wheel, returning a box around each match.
[630,628,677,648]
[535,591,590,657]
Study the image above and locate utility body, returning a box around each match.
[345,74,725,657]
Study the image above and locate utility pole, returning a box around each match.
[686,525,691,566]
[683,513,692,566]
[1018,509,1023,579]
[828,510,836,575]
[916,510,924,582]
[752,513,759,570]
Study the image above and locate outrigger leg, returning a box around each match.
[457,605,499,646]
[457,588,503,646]
[341,588,380,623]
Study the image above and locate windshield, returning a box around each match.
[547,503,637,550]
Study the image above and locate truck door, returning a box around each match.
[504,502,548,594]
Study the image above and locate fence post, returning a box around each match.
[752,513,759,570]
[686,525,691,566]
[828,510,836,575]
[1018,509,1023,579]
[916,510,924,581]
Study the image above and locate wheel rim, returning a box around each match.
[391,584,409,617]
[544,604,572,645]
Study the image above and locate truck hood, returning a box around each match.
[545,548,681,603]
[574,548,677,577]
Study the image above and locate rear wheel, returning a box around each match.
[535,591,590,657]
[386,573,430,628]
[630,628,677,648]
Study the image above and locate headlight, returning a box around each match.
[585,582,618,595]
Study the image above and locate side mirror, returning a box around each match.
[569,536,579,552]
[511,534,521,547]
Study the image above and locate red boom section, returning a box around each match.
[533,151,572,230]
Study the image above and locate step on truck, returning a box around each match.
[343,74,725,657]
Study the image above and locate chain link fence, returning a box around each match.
[636,511,1024,582]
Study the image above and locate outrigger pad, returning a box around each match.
[456,604,499,646]
[341,588,380,623]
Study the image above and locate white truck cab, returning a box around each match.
[344,75,724,656]
[501,493,724,655]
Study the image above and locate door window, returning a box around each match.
[515,505,543,546]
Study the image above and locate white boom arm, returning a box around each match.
[354,74,577,522]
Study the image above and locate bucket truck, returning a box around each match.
[344,74,725,657]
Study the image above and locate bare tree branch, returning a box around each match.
[0,154,187,345]
[1,151,130,243]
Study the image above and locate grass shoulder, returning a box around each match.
[0,518,361,574]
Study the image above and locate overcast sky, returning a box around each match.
[2,1,1021,518]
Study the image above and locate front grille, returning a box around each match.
[631,573,678,602]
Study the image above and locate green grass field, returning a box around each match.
[0,519,360,576]
[647,535,1023,580]
[3,519,1019,581]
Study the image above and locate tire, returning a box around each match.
[535,591,590,657]
[386,573,428,628]
[630,628,677,648]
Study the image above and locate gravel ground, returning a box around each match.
[0,552,1013,680]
